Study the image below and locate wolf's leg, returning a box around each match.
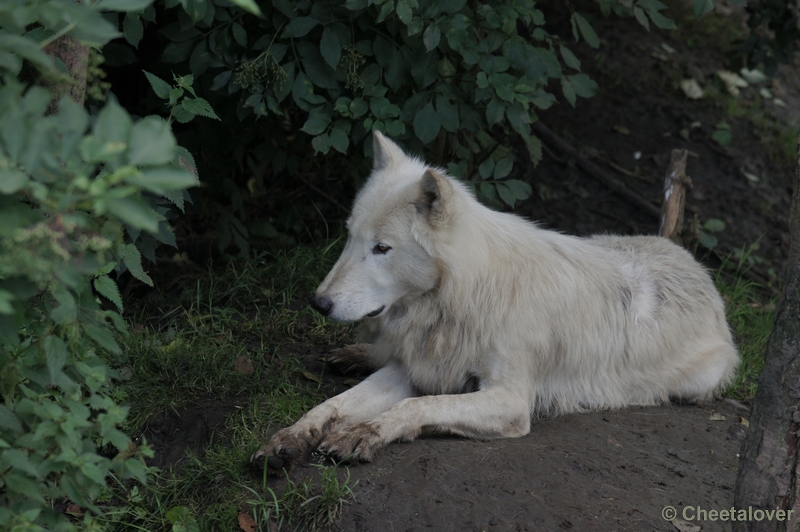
[326,343,376,375]
[319,384,531,462]
[250,361,415,473]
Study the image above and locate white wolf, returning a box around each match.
[251,131,738,472]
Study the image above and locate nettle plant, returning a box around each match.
[146,0,675,209]
[0,0,198,528]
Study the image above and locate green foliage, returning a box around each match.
[97,0,689,253]
[698,217,726,250]
[742,0,798,75]
[0,0,201,528]
[140,0,616,214]
[144,71,220,124]
[717,248,776,401]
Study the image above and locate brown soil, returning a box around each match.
[143,4,798,531]
[332,400,747,532]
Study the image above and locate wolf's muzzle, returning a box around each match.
[310,294,334,316]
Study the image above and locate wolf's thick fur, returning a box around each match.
[251,131,738,470]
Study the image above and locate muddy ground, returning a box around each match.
[143,3,799,531]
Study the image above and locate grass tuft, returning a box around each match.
[716,247,777,400]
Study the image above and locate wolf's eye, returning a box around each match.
[372,243,392,255]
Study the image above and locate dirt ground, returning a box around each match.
[332,400,748,532]
[143,3,799,531]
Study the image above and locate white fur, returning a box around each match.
[252,131,739,466]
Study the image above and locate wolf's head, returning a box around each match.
[310,131,460,322]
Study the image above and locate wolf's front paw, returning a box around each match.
[326,344,374,375]
[250,426,321,475]
[319,422,385,463]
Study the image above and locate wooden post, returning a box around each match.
[658,149,691,244]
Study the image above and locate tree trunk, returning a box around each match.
[45,35,89,113]
[733,130,800,532]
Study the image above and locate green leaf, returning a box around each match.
[329,128,350,154]
[423,24,441,51]
[493,157,513,179]
[143,71,171,99]
[128,167,198,194]
[123,14,144,47]
[94,275,123,312]
[2,449,40,479]
[698,231,718,249]
[693,0,714,17]
[495,182,516,207]
[122,243,154,286]
[181,98,220,120]
[312,133,331,154]
[210,70,231,90]
[435,95,459,133]
[94,101,133,146]
[439,0,467,12]
[504,179,532,200]
[0,33,53,74]
[6,472,45,503]
[523,132,543,166]
[51,287,77,324]
[0,405,22,433]
[647,10,676,29]
[128,117,176,166]
[486,98,505,126]
[386,120,405,136]
[0,289,13,314]
[413,103,441,144]
[530,47,562,79]
[478,181,496,203]
[232,23,247,47]
[478,159,495,179]
[228,0,263,16]
[560,45,581,71]
[162,41,194,63]
[95,0,153,10]
[282,17,319,38]
[43,335,69,383]
[703,218,726,232]
[569,74,598,98]
[396,0,414,25]
[108,197,159,233]
[712,128,732,146]
[572,13,599,48]
[350,98,369,118]
[0,170,28,194]
[86,324,121,354]
[321,27,342,69]
[301,117,330,136]
[633,7,650,30]
[63,5,121,46]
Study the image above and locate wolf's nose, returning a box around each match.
[310,294,333,316]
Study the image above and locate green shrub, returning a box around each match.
[0,0,200,528]
[123,0,674,251]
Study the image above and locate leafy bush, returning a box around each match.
[0,0,199,528]
[120,0,675,252]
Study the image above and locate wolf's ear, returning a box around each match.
[417,169,454,224]
[372,130,406,170]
